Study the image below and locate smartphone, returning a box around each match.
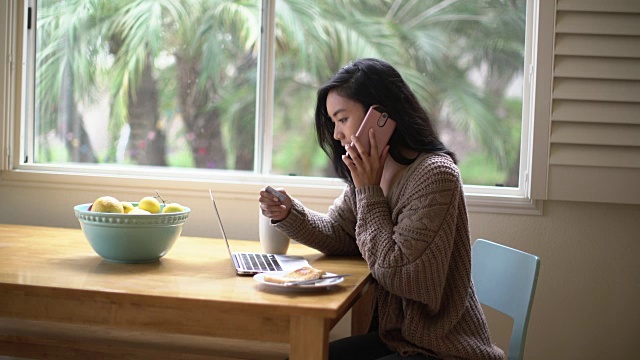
[265,186,287,202]
[352,105,396,156]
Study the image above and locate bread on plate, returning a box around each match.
[263,266,326,284]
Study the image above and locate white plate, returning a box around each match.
[253,271,344,290]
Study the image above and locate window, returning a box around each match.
[270,0,530,187]
[3,0,547,214]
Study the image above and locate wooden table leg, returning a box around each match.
[290,315,329,360]
[351,282,375,335]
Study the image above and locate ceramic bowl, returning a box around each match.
[73,203,190,263]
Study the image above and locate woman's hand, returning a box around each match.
[258,187,292,221]
[342,129,389,188]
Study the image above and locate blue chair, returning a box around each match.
[471,239,540,360]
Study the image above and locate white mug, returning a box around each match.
[258,211,290,254]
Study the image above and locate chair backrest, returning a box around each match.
[471,239,540,360]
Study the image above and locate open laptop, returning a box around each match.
[208,189,309,275]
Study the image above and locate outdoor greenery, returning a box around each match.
[35,0,526,186]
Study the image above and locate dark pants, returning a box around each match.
[327,332,435,360]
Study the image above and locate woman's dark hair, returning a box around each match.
[314,58,456,184]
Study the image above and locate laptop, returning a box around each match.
[208,189,309,275]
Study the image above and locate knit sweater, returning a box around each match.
[274,153,504,360]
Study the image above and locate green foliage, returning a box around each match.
[273,135,329,177]
[34,0,527,186]
[459,96,523,186]
[167,148,195,168]
[458,152,507,187]
[503,97,525,168]
[37,142,69,163]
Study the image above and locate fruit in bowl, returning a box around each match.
[138,196,162,214]
[121,201,135,214]
[91,196,125,213]
[75,194,190,263]
[162,203,185,213]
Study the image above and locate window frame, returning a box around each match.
[1,0,551,216]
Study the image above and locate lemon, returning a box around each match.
[129,207,151,215]
[121,201,135,214]
[138,196,161,214]
[162,203,185,213]
[91,196,124,213]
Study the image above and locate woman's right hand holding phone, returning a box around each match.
[343,129,389,189]
[259,186,292,221]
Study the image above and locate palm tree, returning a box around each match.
[176,0,261,169]
[102,0,260,169]
[35,0,525,186]
[269,0,526,181]
[100,0,191,166]
[36,0,100,163]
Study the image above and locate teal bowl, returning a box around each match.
[74,203,191,263]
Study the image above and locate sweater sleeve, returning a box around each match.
[355,158,464,311]
[273,187,361,256]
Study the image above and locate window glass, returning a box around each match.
[272,0,527,186]
[34,0,260,170]
[32,0,526,187]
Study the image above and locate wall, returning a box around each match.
[471,200,640,359]
[0,185,639,359]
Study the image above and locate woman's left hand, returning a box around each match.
[342,129,389,188]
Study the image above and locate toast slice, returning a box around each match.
[263,266,326,284]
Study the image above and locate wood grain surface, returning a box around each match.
[0,224,374,360]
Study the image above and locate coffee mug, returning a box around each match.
[258,211,290,254]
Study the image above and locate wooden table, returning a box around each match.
[0,224,374,360]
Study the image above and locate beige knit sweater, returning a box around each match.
[274,153,504,360]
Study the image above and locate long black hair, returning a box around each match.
[314,58,456,184]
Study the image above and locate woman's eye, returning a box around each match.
[338,118,347,124]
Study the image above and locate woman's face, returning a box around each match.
[326,91,366,146]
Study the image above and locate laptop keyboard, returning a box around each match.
[239,253,283,272]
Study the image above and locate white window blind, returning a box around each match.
[548,0,640,204]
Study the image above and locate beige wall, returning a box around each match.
[471,200,640,359]
[1,186,639,359]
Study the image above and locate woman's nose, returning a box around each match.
[333,126,342,141]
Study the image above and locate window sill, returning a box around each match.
[0,166,543,216]
[465,193,543,215]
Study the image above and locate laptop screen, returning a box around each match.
[208,189,235,260]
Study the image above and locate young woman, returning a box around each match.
[259,58,504,360]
